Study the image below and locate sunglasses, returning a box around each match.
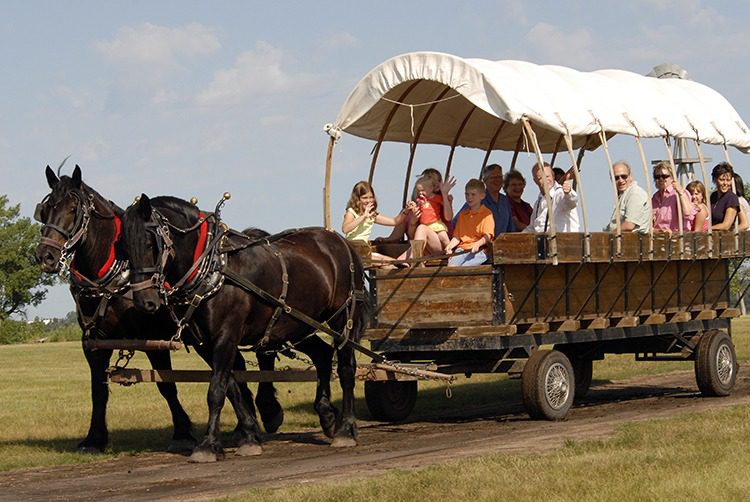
[653,174,671,180]
[614,174,629,181]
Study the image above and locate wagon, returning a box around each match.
[321,52,750,421]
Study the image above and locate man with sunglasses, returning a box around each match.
[605,161,651,234]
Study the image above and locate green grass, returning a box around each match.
[233,405,750,502]
[1,317,749,475]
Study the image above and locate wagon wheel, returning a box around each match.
[553,345,593,399]
[694,329,737,397]
[364,380,418,422]
[521,349,575,420]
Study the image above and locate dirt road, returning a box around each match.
[2,366,750,501]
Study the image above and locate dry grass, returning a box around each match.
[234,405,750,502]
[1,318,749,473]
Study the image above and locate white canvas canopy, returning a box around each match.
[325,52,750,153]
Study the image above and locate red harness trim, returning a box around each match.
[71,215,122,281]
[186,212,209,283]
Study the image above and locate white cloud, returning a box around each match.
[194,41,325,107]
[79,140,108,162]
[524,23,599,68]
[151,89,180,106]
[95,22,220,78]
[321,32,360,50]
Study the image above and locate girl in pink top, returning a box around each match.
[686,180,709,231]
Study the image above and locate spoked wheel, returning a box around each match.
[364,380,418,422]
[522,350,575,420]
[554,345,593,399]
[694,329,737,397]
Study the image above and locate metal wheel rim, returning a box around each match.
[716,344,734,385]
[545,362,570,409]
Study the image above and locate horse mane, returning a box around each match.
[150,196,200,224]
[51,175,123,217]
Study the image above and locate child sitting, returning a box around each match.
[446,179,495,266]
[342,181,415,266]
[409,175,454,253]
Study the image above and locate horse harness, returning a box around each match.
[36,187,129,337]
[134,211,376,359]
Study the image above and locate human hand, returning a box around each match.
[440,176,457,195]
[562,180,572,193]
[363,202,375,217]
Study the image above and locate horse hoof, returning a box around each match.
[188,450,219,463]
[331,436,357,448]
[235,443,263,456]
[167,439,196,454]
[263,409,284,434]
[76,445,105,455]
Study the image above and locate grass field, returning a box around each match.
[1,318,750,496]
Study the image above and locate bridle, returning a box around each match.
[128,208,175,300]
[35,189,100,271]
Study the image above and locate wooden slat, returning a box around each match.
[364,325,517,342]
[375,265,493,327]
[667,312,691,323]
[642,313,666,325]
[719,308,741,318]
[581,317,609,329]
[613,316,639,328]
[693,309,717,320]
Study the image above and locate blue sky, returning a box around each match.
[3,1,750,318]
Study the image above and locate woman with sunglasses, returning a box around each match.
[651,161,695,233]
[710,162,740,231]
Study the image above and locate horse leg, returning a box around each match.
[143,350,195,453]
[77,345,112,453]
[190,339,262,462]
[255,351,284,433]
[193,345,262,456]
[331,342,358,447]
[295,336,337,438]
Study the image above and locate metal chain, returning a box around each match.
[114,349,135,369]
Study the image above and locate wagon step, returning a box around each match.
[107,362,454,385]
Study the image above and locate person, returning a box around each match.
[734,173,750,231]
[446,179,495,266]
[651,161,695,233]
[710,162,739,231]
[408,175,454,252]
[455,163,514,237]
[504,170,533,231]
[686,180,709,231]
[342,181,415,265]
[605,161,651,234]
[523,161,580,232]
[380,167,455,243]
[553,167,567,185]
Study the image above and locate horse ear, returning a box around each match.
[137,193,152,220]
[45,165,59,188]
[72,165,82,187]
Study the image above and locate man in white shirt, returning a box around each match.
[523,162,580,233]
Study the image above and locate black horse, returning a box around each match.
[121,194,367,462]
[34,166,283,454]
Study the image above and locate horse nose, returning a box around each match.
[142,299,159,313]
[37,250,58,272]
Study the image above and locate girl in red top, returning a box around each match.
[409,175,454,252]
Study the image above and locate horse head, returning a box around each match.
[123,193,204,314]
[34,164,91,273]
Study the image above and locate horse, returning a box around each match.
[121,194,367,462]
[33,166,283,454]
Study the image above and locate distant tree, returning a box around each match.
[0,195,55,320]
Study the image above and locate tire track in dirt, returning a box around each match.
[2,368,750,501]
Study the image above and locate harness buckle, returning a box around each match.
[189,293,204,308]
